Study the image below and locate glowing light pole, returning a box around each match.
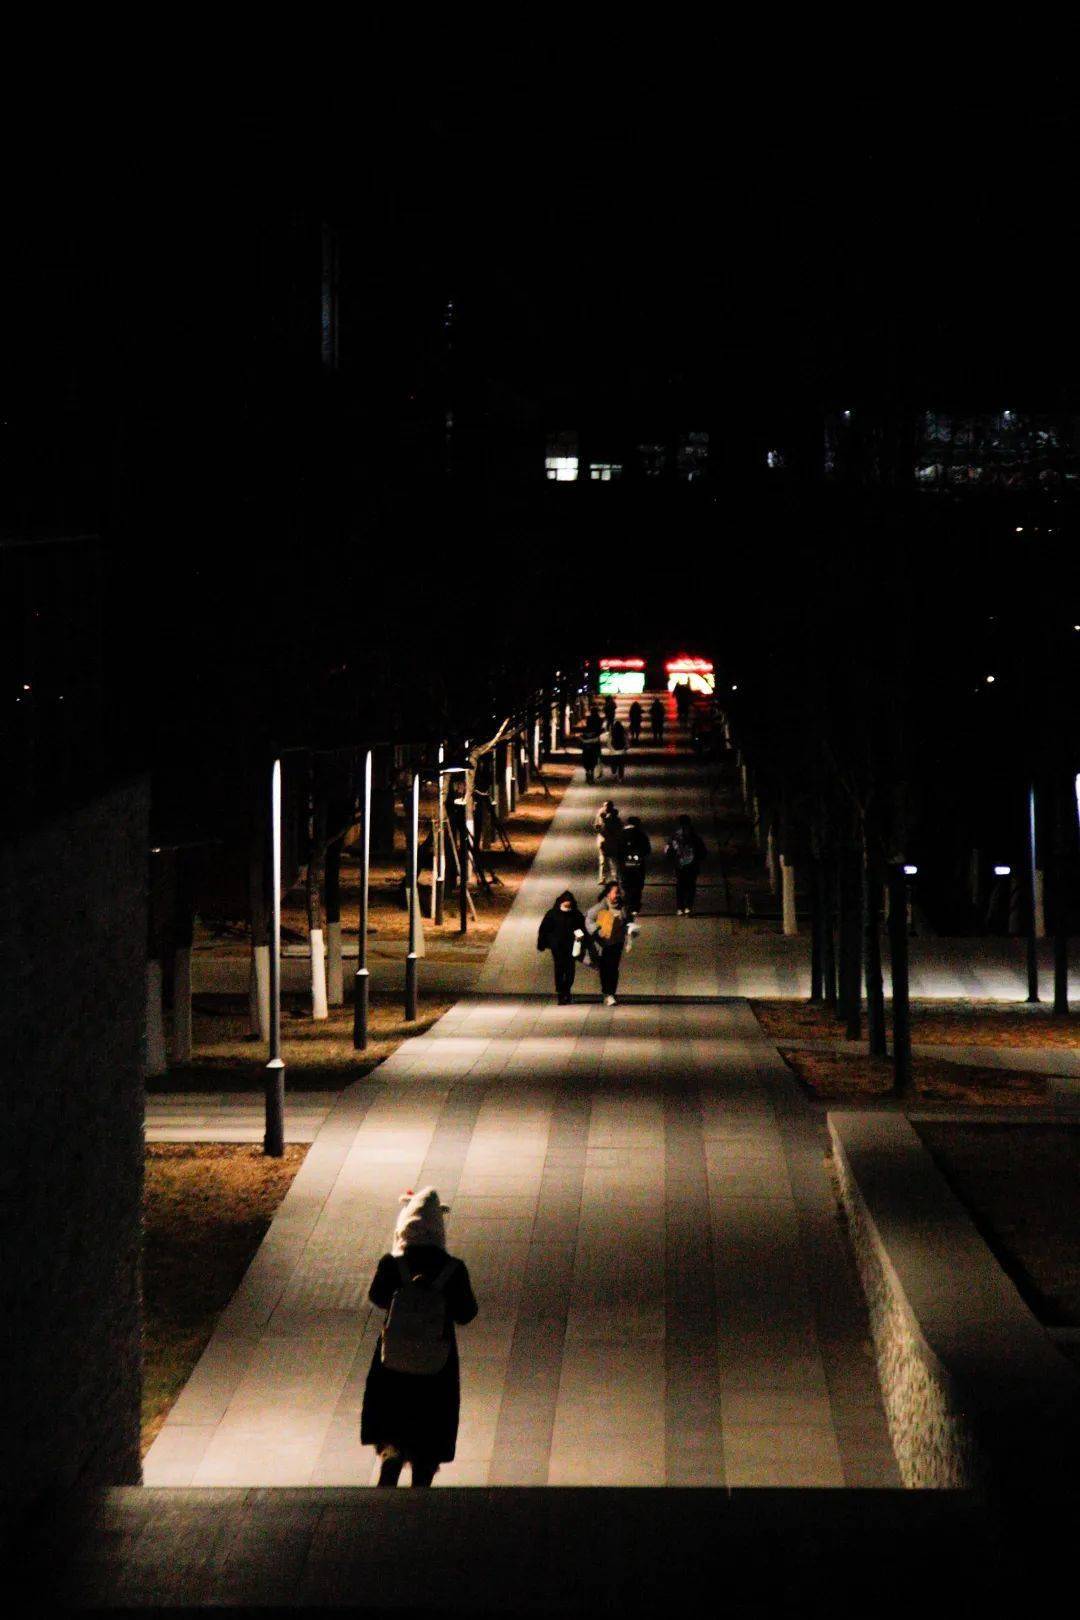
[352,749,372,1050]
[1026,783,1040,1003]
[264,757,285,1156]
[405,771,420,1021]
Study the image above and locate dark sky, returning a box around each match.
[3,63,1078,824]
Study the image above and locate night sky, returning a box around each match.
[4,74,1078,831]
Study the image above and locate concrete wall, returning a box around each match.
[829,1112,1080,1496]
[0,779,148,1508]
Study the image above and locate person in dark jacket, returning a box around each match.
[603,693,617,727]
[580,709,603,783]
[628,699,643,743]
[361,1187,478,1486]
[649,697,665,741]
[666,814,707,915]
[537,889,590,1003]
[608,717,629,781]
[617,815,652,915]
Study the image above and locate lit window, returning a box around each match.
[545,457,579,482]
[589,463,622,481]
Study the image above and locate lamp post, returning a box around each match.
[406,771,419,1021]
[264,757,285,1156]
[433,745,446,925]
[1026,783,1040,1003]
[352,749,372,1050]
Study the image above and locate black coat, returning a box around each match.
[537,902,586,958]
[361,1246,478,1461]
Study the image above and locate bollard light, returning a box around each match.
[994,864,1011,877]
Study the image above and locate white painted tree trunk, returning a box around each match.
[1034,869,1046,938]
[504,758,514,815]
[171,946,193,1063]
[326,919,344,1005]
[249,944,270,1041]
[309,927,329,1019]
[781,859,798,935]
[146,960,167,1077]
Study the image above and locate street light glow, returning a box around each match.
[903,864,918,876]
[994,864,1011,877]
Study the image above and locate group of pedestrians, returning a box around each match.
[536,799,707,1006]
[579,695,668,783]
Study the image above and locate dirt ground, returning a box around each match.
[752,999,1079,1048]
[779,1046,1048,1105]
[914,1124,1080,1327]
[153,992,455,1093]
[141,1144,308,1455]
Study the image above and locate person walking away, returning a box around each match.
[666,814,707,914]
[586,881,635,1005]
[628,699,643,743]
[593,800,622,884]
[361,1187,478,1486]
[595,714,613,779]
[675,680,691,724]
[603,692,617,729]
[649,696,665,742]
[608,717,629,781]
[537,889,590,1003]
[580,709,603,784]
[618,815,652,914]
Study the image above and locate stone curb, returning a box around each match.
[828,1111,1080,1494]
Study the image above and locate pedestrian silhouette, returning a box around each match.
[361,1188,478,1486]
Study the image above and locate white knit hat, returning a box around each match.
[392,1186,450,1255]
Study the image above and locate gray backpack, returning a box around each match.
[380,1256,458,1375]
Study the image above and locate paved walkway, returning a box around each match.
[147,750,898,1489]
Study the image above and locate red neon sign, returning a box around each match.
[600,657,646,670]
[666,656,714,673]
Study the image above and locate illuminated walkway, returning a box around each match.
[146,750,899,1490]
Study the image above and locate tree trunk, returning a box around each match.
[822,859,838,1008]
[864,846,887,1058]
[146,959,167,1077]
[307,785,329,1020]
[809,858,824,1001]
[835,864,851,1022]
[887,864,913,1096]
[248,809,271,1041]
[325,834,344,1006]
[844,846,863,1042]
[170,852,195,1064]
[781,858,797,935]
[766,824,779,895]
[1053,774,1072,1015]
